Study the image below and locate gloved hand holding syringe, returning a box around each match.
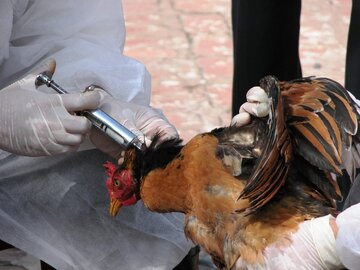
[35,60,145,152]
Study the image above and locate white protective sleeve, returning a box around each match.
[0,0,151,105]
[335,203,360,270]
[0,0,151,157]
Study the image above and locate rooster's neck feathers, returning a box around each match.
[130,135,184,182]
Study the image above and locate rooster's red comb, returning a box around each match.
[103,161,117,178]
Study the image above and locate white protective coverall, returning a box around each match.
[0,0,193,269]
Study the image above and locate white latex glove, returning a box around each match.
[90,91,178,158]
[231,86,270,126]
[0,70,101,156]
[233,215,344,270]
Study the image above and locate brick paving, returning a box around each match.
[300,0,351,83]
[123,0,233,142]
[0,0,353,269]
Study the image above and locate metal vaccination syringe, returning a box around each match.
[35,71,145,152]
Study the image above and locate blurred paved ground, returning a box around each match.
[124,0,233,142]
[0,0,353,269]
[300,0,351,83]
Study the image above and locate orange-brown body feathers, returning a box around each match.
[105,76,360,269]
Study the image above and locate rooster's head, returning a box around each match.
[104,157,140,216]
[104,136,184,217]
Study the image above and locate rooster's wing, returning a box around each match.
[217,76,360,213]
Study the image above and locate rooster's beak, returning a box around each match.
[109,198,122,217]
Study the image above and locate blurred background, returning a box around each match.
[0,0,352,269]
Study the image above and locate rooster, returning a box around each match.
[104,76,360,269]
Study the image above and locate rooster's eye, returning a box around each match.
[114,179,120,186]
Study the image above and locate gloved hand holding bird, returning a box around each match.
[104,76,360,270]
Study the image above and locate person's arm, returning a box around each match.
[0,3,103,156]
[1,1,177,158]
[257,214,343,270]
[254,204,360,270]
[36,0,177,155]
[335,203,360,270]
[1,0,150,105]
